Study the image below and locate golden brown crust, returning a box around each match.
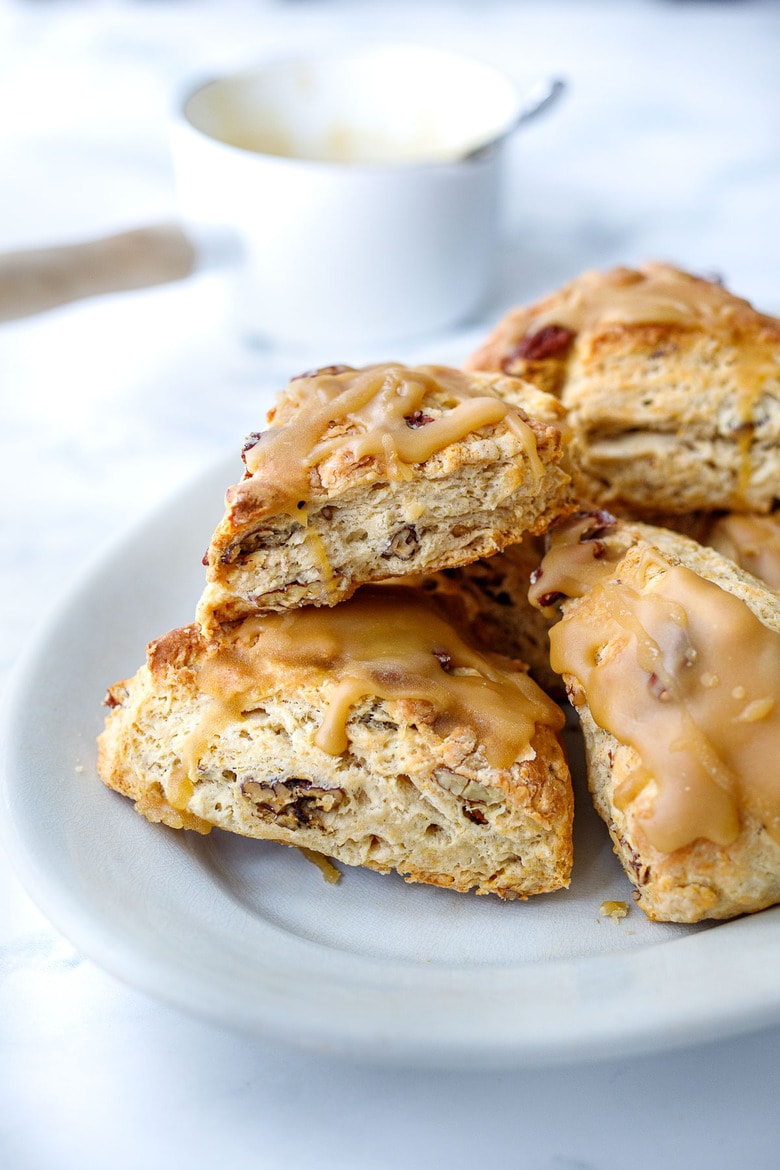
[467,263,780,380]
[466,264,780,516]
[147,624,204,675]
[98,588,574,900]
[196,363,574,633]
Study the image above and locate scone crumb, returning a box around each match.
[600,900,629,920]
[299,848,342,884]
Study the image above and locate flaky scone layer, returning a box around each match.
[466,264,780,515]
[98,590,573,899]
[196,363,573,633]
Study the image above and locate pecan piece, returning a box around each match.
[463,803,488,825]
[435,770,501,805]
[534,589,565,608]
[222,522,300,564]
[617,832,651,887]
[241,778,344,830]
[381,524,419,560]
[405,410,435,429]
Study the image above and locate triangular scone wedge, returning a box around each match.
[98,585,573,899]
[196,363,574,633]
[530,511,780,923]
[465,263,780,515]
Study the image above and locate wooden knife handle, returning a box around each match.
[0,223,197,323]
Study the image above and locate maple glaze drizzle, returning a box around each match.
[234,363,544,518]
[527,264,767,334]
[176,587,563,783]
[520,264,780,506]
[533,521,780,853]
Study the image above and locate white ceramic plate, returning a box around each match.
[3,456,780,1069]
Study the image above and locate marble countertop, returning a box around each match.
[2,1,780,1166]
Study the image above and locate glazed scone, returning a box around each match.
[465,264,780,515]
[529,511,780,923]
[98,585,574,899]
[196,362,574,632]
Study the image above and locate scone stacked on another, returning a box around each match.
[410,540,563,697]
[197,362,574,632]
[98,362,578,899]
[529,511,780,923]
[464,263,780,518]
[97,586,573,899]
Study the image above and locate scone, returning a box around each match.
[529,511,780,923]
[411,540,561,696]
[196,362,574,632]
[98,585,573,899]
[465,263,780,515]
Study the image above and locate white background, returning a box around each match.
[2,1,780,1167]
